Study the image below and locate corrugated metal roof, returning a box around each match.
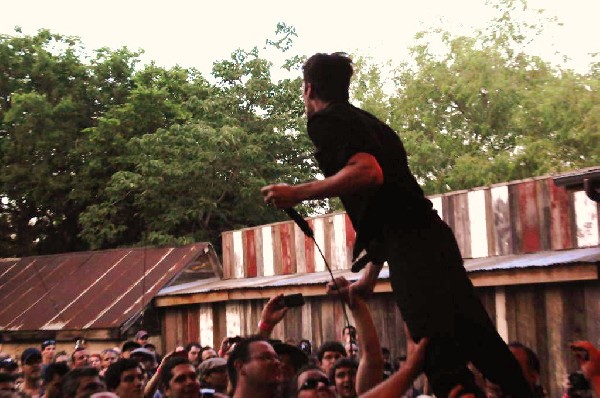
[0,243,217,332]
[157,246,600,297]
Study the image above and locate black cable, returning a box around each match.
[283,208,354,339]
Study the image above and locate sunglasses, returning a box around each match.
[299,376,330,390]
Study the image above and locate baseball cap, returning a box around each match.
[21,348,42,364]
[42,339,56,350]
[130,347,155,360]
[198,357,227,379]
[0,357,18,371]
[135,330,149,340]
[272,342,308,371]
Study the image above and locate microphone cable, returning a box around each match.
[283,208,354,343]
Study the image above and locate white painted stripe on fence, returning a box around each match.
[233,230,244,278]
[262,226,275,276]
[468,189,489,258]
[430,196,443,220]
[333,213,347,270]
[313,218,325,272]
[574,190,599,247]
[226,302,241,338]
[199,305,214,347]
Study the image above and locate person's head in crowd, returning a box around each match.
[89,354,102,371]
[104,359,145,398]
[0,373,16,395]
[198,357,227,393]
[344,342,359,360]
[21,347,43,383]
[317,341,346,376]
[55,350,70,365]
[134,331,149,346]
[101,349,120,370]
[329,357,358,398]
[130,348,157,374]
[200,346,217,362]
[302,53,353,118]
[61,367,105,398]
[159,357,200,398]
[43,362,70,398]
[273,342,309,381]
[71,347,90,369]
[41,339,57,365]
[121,341,141,359]
[226,335,281,396]
[143,343,156,353]
[298,340,312,356]
[508,342,541,389]
[184,343,201,367]
[294,365,336,398]
[0,358,18,375]
[342,326,357,344]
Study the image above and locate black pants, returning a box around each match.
[382,217,532,397]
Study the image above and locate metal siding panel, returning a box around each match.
[262,226,274,277]
[518,181,542,253]
[468,190,489,258]
[574,190,599,247]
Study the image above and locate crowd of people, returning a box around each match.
[0,277,599,398]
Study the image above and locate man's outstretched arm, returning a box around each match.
[261,152,383,209]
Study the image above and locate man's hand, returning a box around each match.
[261,183,300,209]
[260,294,288,327]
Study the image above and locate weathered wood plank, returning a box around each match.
[199,305,214,348]
[280,223,294,275]
[244,229,257,278]
[547,179,573,250]
[233,231,244,278]
[518,180,542,253]
[574,190,600,247]
[255,227,264,277]
[491,185,513,256]
[262,226,274,276]
[294,223,307,274]
[452,192,471,258]
[305,220,315,273]
[545,286,568,398]
[313,218,326,272]
[222,232,233,279]
[468,189,489,258]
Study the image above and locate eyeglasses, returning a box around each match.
[299,376,330,390]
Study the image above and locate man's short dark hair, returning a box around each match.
[104,359,142,391]
[329,357,358,382]
[226,335,268,391]
[302,53,353,102]
[509,341,540,373]
[122,341,141,353]
[184,342,201,352]
[61,367,100,398]
[43,362,70,383]
[159,357,191,393]
[316,341,346,362]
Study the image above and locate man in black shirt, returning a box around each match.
[261,52,532,397]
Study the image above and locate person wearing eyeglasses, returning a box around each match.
[104,359,145,398]
[226,336,282,398]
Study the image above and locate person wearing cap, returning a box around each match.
[40,340,56,367]
[272,342,309,398]
[121,342,141,360]
[19,348,43,397]
[134,331,149,347]
[130,348,157,379]
[198,357,228,394]
[0,357,19,376]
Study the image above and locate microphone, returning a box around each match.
[284,208,314,238]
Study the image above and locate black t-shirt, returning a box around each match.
[307,102,434,259]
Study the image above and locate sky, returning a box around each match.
[1,0,599,77]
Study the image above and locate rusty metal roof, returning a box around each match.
[157,246,600,297]
[0,243,219,332]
